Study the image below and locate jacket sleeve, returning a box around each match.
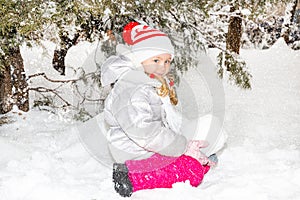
[112,86,187,157]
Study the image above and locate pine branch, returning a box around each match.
[28,86,72,107]
[72,82,106,102]
[27,72,100,83]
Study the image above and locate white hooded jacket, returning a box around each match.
[101,55,187,163]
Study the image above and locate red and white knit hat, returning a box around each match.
[121,22,174,65]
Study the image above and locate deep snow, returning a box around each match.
[0,38,300,200]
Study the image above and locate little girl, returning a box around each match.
[101,22,225,197]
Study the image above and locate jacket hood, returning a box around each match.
[100,55,138,87]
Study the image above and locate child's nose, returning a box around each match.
[157,63,165,69]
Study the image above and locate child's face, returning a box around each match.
[141,53,172,78]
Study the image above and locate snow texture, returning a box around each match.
[0,37,300,200]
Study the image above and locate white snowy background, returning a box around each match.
[0,38,299,200]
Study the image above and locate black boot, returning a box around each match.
[112,163,133,197]
[208,154,218,164]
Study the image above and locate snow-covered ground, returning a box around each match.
[0,38,300,200]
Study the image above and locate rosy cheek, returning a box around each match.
[143,66,155,73]
[165,66,170,72]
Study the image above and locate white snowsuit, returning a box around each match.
[101,55,227,163]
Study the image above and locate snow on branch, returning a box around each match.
[28,86,72,107]
[27,70,106,120]
[27,72,98,83]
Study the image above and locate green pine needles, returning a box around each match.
[217,51,252,89]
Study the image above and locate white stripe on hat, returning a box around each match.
[131,25,166,44]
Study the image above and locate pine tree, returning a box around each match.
[281,0,299,43]
[214,0,291,89]
[0,65,12,114]
[49,0,109,75]
[2,0,295,115]
[0,0,45,113]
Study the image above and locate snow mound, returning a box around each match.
[0,138,28,165]
[270,37,291,51]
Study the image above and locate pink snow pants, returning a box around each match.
[125,153,210,192]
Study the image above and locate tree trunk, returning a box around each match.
[52,49,68,75]
[0,65,13,114]
[282,0,299,43]
[226,6,243,54]
[52,32,80,76]
[10,46,29,112]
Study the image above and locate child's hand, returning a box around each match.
[184,140,215,166]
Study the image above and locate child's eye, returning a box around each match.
[165,60,171,64]
[153,59,160,63]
